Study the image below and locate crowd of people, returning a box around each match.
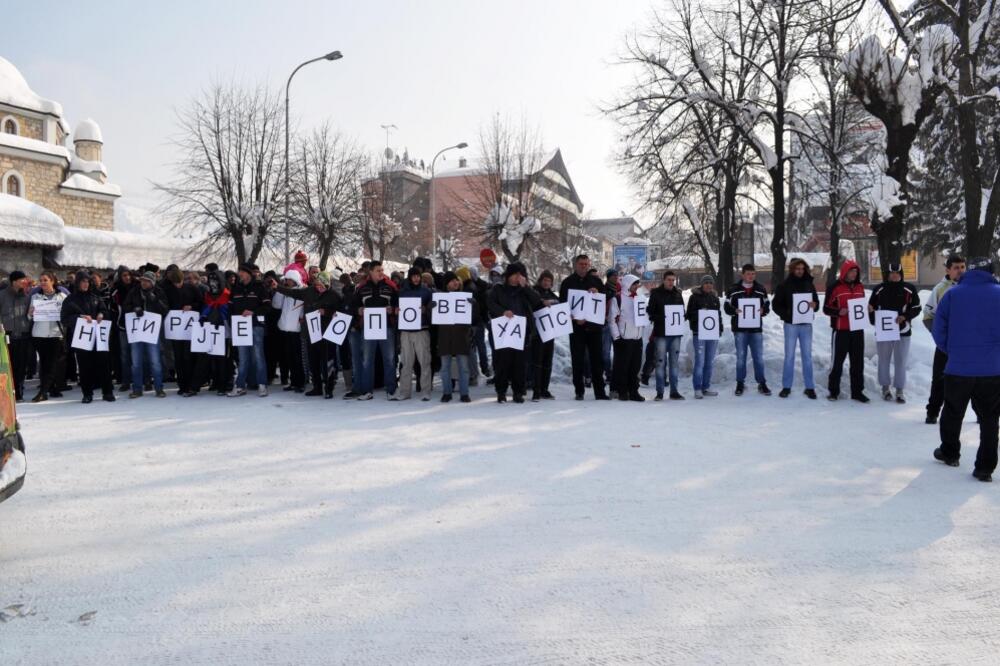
[2,248,998,480]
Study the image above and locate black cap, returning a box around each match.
[9,270,26,282]
[967,256,995,274]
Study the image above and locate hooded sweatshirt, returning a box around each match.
[933,269,1000,376]
[272,270,305,332]
[823,260,866,331]
[608,275,646,341]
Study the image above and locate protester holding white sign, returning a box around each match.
[121,271,169,398]
[822,260,869,402]
[724,264,772,396]
[869,263,921,403]
[397,268,433,401]
[161,266,205,398]
[351,260,399,400]
[276,271,343,398]
[685,275,722,398]
[27,272,67,402]
[646,270,686,400]
[771,258,820,399]
[558,254,611,400]
[608,275,648,401]
[529,271,561,401]
[188,269,231,396]
[272,269,307,393]
[436,271,479,403]
[488,262,543,402]
[61,270,115,403]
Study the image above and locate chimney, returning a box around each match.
[459,157,468,168]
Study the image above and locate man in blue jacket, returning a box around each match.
[932,257,1000,481]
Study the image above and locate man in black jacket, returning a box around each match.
[488,262,543,403]
[229,264,272,397]
[868,263,922,403]
[646,270,686,400]
[162,267,203,396]
[122,271,169,398]
[559,254,610,400]
[0,271,32,400]
[351,261,399,400]
[724,264,772,396]
[771,258,820,399]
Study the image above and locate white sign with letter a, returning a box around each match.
[305,310,324,344]
[634,296,650,328]
[164,310,198,341]
[230,315,254,347]
[533,302,573,343]
[71,318,97,351]
[664,305,686,336]
[698,310,721,341]
[125,312,162,344]
[847,298,868,332]
[792,293,815,325]
[363,307,387,340]
[323,312,352,346]
[873,310,901,342]
[398,297,423,331]
[736,298,761,329]
[491,315,527,350]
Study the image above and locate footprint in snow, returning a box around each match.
[1,604,29,623]
[74,610,98,625]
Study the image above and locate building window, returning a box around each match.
[1,117,18,135]
[2,171,24,197]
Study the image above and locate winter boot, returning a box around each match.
[934,448,960,467]
[758,383,772,396]
[973,469,993,482]
[779,388,791,398]
[895,389,906,404]
[882,385,893,401]
[852,393,871,403]
[694,390,704,399]
[735,382,745,396]
[654,392,664,401]
[669,391,685,400]
[804,389,817,400]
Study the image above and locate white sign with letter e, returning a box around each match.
[230,315,254,347]
[634,296,650,327]
[847,298,868,332]
[95,320,112,352]
[873,310,901,342]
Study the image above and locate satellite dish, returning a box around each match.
[384,147,394,161]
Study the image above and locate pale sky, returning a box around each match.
[2,0,654,225]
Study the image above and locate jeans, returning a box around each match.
[939,375,1000,474]
[654,335,681,394]
[235,326,267,389]
[782,323,814,390]
[130,341,163,391]
[440,354,470,397]
[877,337,911,389]
[692,336,718,391]
[360,335,397,395]
[734,331,766,384]
[602,325,613,381]
[349,329,364,390]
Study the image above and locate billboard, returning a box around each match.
[869,249,918,283]
[613,245,655,281]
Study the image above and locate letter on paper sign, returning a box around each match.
[323,312,352,346]
[584,292,606,325]
[71,318,96,351]
[305,310,324,344]
[873,310,901,342]
[634,296,650,327]
[398,297,422,331]
[125,312,162,344]
[491,315,526,350]
[698,310,720,341]
[432,293,453,325]
[364,307,387,340]
[165,310,198,341]
[567,289,588,320]
[847,298,868,332]
[792,293,815,324]
[452,294,472,325]
[664,305,686,336]
[231,315,254,347]
[533,302,573,343]
[95,320,112,352]
[736,298,761,329]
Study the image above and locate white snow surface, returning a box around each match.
[60,173,122,198]
[73,118,103,144]
[0,56,64,117]
[0,448,25,490]
[0,131,72,161]
[0,192,65,247]
[4,306,1000,664]
[54,225,197,270]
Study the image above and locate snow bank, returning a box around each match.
[0,192,65,247]
[0,448,25,491]
[55,226,197,270]
[0,56,64,117]
[0,131,71,161]
[60,173,122,198]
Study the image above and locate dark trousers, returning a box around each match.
[9,337,31,399]
[532,338,554,396]
[33,337,63,395]
[612,338,642,397]
[283,331,305,389]
[939,375,1000,474]
[640,338,656,380]
[570,328,607,397]
[192,350,231,394]
[308,340,338,392]
[494,348,526,397]
[828,329,864,397]
[63,338,78,382]
[172,340,195,394]
[75,349,113,397]
[926,348,948,418]
[266,326,283,384]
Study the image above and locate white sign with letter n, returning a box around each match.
[364,307,387,340]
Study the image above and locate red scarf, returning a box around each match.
[204,288,230,307]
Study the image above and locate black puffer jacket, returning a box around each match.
[868,280,922,336]
[772,274,819,324]
[488,283,543,335]
[61,288,108,340]
[558,271,606,332]
[647,285,685,337]
[685,286,724,334]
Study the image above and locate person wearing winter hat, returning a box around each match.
[121,269,169,398]
[271,269,307,393]
[608,274,647,401]
[162,266,203,397]
[480,249,503,286]
[923,255,966,423]
[187,269,232,397]
[868,262,921,403]
[395,266,433,401]
[823,260,869,402]
[932,256,1000,482]
[273,270,342,398]
[724,264,772,396]
[0,270,33,400]
[685,274,723,398]
[60,271,115,403]
[529,270,559,401]
[771,258,820,399]
[437,271,478,403]
[228,264,271,397]
[283,250,309,285]
[351,260,400,400]
[488,262,543,402]
[559,254,611,401]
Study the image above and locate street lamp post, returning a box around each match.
[429,141,468,268]
[284,50,342,265]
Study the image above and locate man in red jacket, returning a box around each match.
[823,260,870,402]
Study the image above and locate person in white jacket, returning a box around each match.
[608,274,647,401]
[271,270,306,392]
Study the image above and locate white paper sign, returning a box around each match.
[634,296,650,328]
[96,320,112,352]
[792,293,815,324]
[191,322,225,356]
[533,302,573,343]
[164,310,198,341]
[125,312,162,344]
[697,310,721,341]
[32,298,62,322]
[323,312,352,346]
[873,310,901,342]
[70,318,97,351]
[583,292,606,325]
[847,298,868,332]
[231,315,254,347]
[432,293,453,325]
[398,297,423,331]
[451,293,473,325]
[664,305,686,336]
[363,307,387,340]
[491,315,527,350]
[736,298,761,329]
[305,310,324,344]
[567,289,590,320]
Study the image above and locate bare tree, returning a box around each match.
[290,124,366,269]
[156,82,285,266]
[360,161,407,262]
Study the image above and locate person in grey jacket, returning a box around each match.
[0,270,33,401]
[28,271,67,402]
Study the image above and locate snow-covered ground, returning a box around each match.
[3,307,1000,664]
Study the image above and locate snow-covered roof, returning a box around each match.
[0,192,65,248]
[60,173,122,198]
[54,226,197,270]
[0,131,71,162]
[69,154,107,177]
[73,118,103,144]
[0,56,64,118]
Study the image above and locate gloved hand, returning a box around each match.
[133,307,144,317]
